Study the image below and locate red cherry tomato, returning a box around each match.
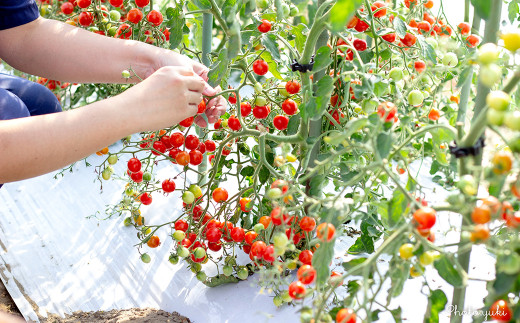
[253,105,271,119]
[282,99,298,115]
[240,102,252,117]
[228,115,241,131]
[162,179,176,193]
[212,187,229,203]
[258,19,272,33]
[288,281,306,299]
[127,8,143,24]
[146,10,163,26]
[273,115,289,130]
[285,80,301,94]
[252,59,269,75]
[413,207,437,230]
[189,150,203,166]
[184,135,200,150]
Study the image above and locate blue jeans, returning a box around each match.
[0,73,62,188]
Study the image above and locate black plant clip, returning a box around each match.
[291,55,315,73]
[449,136,485,158]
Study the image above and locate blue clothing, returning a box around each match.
[0,0,39,30]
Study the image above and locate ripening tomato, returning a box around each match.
[299,216,316,232]
[465,35,480,48]
[490,300,513,321]
[457,22,471,35]
[228,92,237,104]
[415,60,426,73]
[424,0,434,8]
[285,80,301,94]
[428,108,440,121]
[147,235,160,248]
[127,8,143,24]
[250,241,267,260]
[253,105,270,119]
[377,101,398,122]
[353,38,367,51]
[146,10,163,26]
[409,19,418,28]
[61,2,74,14]
[382,32,396,42]
[197,100,206,114]
[282,99,298,115]
[297,265,317,285]
[471,205,491,224]
[140,192,152,205]
[288,281,306,299]
[228,115,241,131]
[244,231,258,245]
[273,115,289,130]
[240,197,253,212]
[481,196,501,214]
[413,207,436,230]
[184,135,200,150]
[78,11,93,26]
[336,308,356,323]
[162,179,176,193]
[258,19,271,33]
[259,216,272,228]
[371,1,386,18]
[400,32,417,47]
[135,0,150,7]
[316,223,335,242]
[212,187,228,203]
[179,116,194,127]
[270,207,293,226]
[253,59,269,75]
[189,150,203,166]
[470,224,490,243]
[346,15,359,29]
[240,102,252,117]
[354,19,370,32]
[299,250,313,265]
[231,227,245,242]
[417,21,431,34]
[404,0,418,8]
[492,151,513,175]
[175,151,190,166]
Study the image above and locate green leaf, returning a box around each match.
[493,272,518,295]
[258,165,269,184]
[393,16,407,38]
[165,7,185,50]
[456,66,473,89]
[342,257,367,273]
[471,0,491,20]
[390,307,403,323]
[261,34,281,62]
[309,175,326,198]
[387,187,407,229]
[191,0,212,9]
[509,0,519,23]
[299,97,317,122]
[291,24,308,54]
[424,290,448,323]
[388,256,408,301]
[313,46,333,72]
[376,132,392,159]
[313,75,334,120]
[430,160,440,175]
[287,114,301,135]
[348,221,381,254]
[240,166,255,177]
[433,254,468,288]
[329,0,363,32]
[208,49,229,87]
[417,36,437,63]
[260,50,283,79]
[312,240,335,285]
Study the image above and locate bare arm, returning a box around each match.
[0,66,209,183]
[0,17,205,83]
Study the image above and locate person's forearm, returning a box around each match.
[0,17,170,83]
[0,95,136,183]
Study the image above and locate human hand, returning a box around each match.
[195,86,227,127]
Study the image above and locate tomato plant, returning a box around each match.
[31,0,520,321]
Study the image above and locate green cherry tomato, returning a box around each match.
[399,243,414,260]
[177,246,190,258]
[223,265,233,276]
[191,263,202,273]
[273,232,289,248]
[182,191,195,204]
[196,271,207,281]
[123,217,132,226]
[266,188,283,200]
[480,64,502,88]
[253,223,265,233]
[237,267,249,280]
[419,251,435,266]
[255,95,267,106]
[281,290,292,302]
[389,67,404,81]
[143,172,152,182]
[256,0,268,9]
[107,154,118,165]
[102,167,113,180]
[486,90,511,111]
[172,230,186,242]
[188,184,203,198]
[478,43,500,65]
[408,90,424,107]
[193,247,206,259]
[442,52,458,67]
[141,253,151,263]
[254,82,263,94]
[487,108,505,126]
[169,254,179,265]
[273,295,283,307]
[504,110,520,131]
[109,10,121,21]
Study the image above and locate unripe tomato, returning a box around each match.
[442,52,458,67]
[288,281,306,299]
[478,43,500,65]
[253,59,269,75]
[480,64,502,88]
[487,91,511,111]
[141,253,151,263]
[182,191,195,204]
[212,187,228,203]
[490,300,513,321]
[413,207,436,230]
[189,184,203,198]
[255,95,267,107]
[237,267,249,280]
[399,243,414,260]
[177,246,190,258]
[501,30,520,52]
[316,223,335,242]
[273,115,289,130]
[389,67,404,81]
[253,105,270,119]
[408,90,424,107]
[282,99,298,115]
[504,111,520,130]
[258,19,271,33]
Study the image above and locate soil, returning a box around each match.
[0,280,190,323]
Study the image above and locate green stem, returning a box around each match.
[464,0,470,22]
[456,65,473,123]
